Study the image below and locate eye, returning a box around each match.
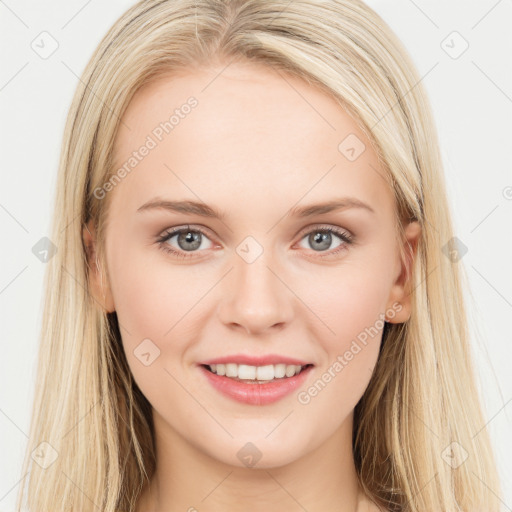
[296,225,354,258]
[156,225,214,259]
[156,224,355,260]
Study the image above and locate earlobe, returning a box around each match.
[385,220,422,324]
[82,220,115,313]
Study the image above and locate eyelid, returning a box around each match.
[295,223,353,239]
[158,224,215,241]
[156,223,354,259]
[158,223,352,244]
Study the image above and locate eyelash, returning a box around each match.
[156,224,354,260]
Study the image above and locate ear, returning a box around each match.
[385,220,422,323]
[82,220,115,313]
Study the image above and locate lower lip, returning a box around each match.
[199,365,314,405]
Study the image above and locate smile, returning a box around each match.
[199,364,314,405]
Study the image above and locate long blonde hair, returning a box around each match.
[16,1,502,510]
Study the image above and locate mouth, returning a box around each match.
[200,363,314,383]
[198,363,315,405]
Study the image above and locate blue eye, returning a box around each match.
[156,224,354,260]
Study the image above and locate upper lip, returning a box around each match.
[198,354,314,367]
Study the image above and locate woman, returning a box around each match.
[16,1,502,511]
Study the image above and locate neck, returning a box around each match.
[136,409,372,512]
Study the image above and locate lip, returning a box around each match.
[198,354,313,366]
[199,364,314,406]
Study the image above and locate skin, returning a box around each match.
[83,60,421,512]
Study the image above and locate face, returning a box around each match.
[84,61,420,469]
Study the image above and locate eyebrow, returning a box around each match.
[136,196,375,219]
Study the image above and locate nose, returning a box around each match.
[217,251,295,336]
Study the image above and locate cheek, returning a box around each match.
[298,263,390,403]
[305,260,390,341]
[107,245,205,406]
[107,241,222,385]
[106,241,198,374]
[108,239,205,339]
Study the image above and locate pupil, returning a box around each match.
[179,231,201,251]
[311,231,330,250]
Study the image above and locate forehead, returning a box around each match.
[109,62,394,221]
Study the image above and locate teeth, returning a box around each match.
[208,363,304,381]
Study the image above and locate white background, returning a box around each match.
[0,1,511,510]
